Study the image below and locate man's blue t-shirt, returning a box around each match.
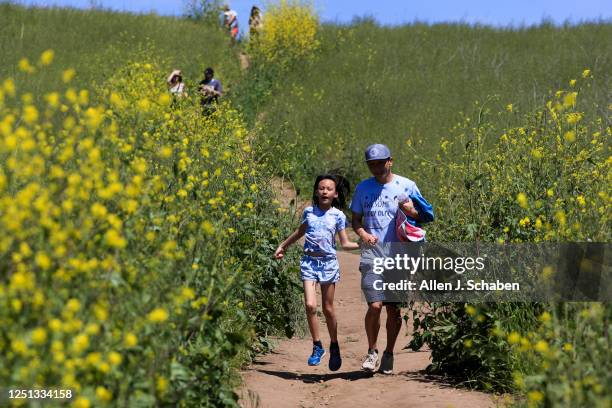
[199,78,223,106]
[301,206,347,256]
[350,175,421,243]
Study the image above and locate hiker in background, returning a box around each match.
[167,70,186,97]
[198,67,223,116]
[223,5,239,41]
[249,6,263,38]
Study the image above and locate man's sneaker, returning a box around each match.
[307,344,326,366]
[361,349,378,371]
[328,343,342,371]
[378,351,394,375]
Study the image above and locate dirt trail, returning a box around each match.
[239,52,250,71]
[239,250,494,408]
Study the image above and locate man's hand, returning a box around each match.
[360,232,378,246]
[201,85,215,95]
[400,199,419,218]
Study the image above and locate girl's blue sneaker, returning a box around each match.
[307,344,326,366]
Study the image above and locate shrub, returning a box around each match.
[0,52,301,407]
[426,72,609,243]
[513,303,610,407]
[248,0,320,69]
[408,71,610,397]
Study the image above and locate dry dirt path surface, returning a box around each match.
[239,52,250,71]
[239,251,494,408]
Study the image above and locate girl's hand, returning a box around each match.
[274,246,285,259]
[338,229,360,251]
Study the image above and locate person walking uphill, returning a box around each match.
[350,144,434,375]
[198,67,223,116]
[249,6,263,38]
[275,175,359,371]
[223,5,239,41]
[167,70,186,97]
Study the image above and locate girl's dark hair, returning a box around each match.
[312,174,350,209]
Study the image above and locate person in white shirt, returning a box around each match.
[167,70,186,97]
[223,5,239,40]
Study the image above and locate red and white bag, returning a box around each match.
[395,207,426,242]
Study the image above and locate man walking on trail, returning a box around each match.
[198,67,223,116]
[350,144,424,374]
[223,5,239,40]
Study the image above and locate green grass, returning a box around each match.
[236,19,611,399]
[1,4,609,404]
[252,21,612,194]
[0,3,241,100]
[0,4,304,406]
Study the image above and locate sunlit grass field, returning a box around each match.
[1,2,610,406]
[254,20,612,193]
[241,12,611,403]
[0,3,241,99]
[0,4,303,406]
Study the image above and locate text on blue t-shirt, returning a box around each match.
[349,175,421,243]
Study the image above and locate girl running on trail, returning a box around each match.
[274,175,359,371]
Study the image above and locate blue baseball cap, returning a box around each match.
[364,144,391,161]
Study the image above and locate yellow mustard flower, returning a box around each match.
[108,351,123,366]
[3,78,16,96]
[516,192,528,209]
[95,386,112,402]
[563,91,577,108]
[71,334,89,354]
[12,339,28,355]
[39,49,55,66]
[527,391,543,403]
[18,58,35,73]
[104,229,127,249]
[534,340,549,353]
[65,298,81,313]
[156,376,168,394]
[72,397,91,408]
[147,308,169,323]
[564,130,576,143]
[31,328,48,345]
[62,68,76,83]
[123,333,138,348]
[23,105,39,124]
[539,311,551,323]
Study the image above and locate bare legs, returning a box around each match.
[303,281,337,343]
[321,283,337,342]
[384,305,402,353]
[303,281,319,341]
[365,302,402,353]
[365,302,382,350]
